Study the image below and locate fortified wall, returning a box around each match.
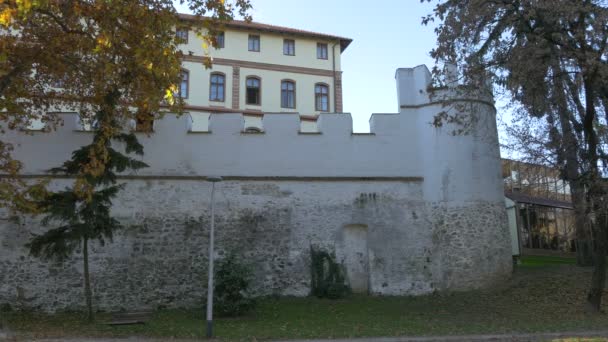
[0,65,512,312]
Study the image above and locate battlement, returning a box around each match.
[0,65,512,310]
[396,64,493,111]
[6,64,502,201]
[11,111,420,178]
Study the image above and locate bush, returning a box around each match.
[310,246,350,299]
[214,253,255,317]
[0,303,11,313]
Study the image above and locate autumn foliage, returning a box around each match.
[0,0,250,207]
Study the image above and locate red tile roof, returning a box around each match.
[178,14,352,52]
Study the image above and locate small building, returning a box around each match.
[502,159,576,256]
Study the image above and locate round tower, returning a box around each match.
[396,65,512,290]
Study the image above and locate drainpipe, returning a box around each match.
[331,42,339,113]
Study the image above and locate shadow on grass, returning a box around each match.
[4,264,608,340]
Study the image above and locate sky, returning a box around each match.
[176,0,440,132]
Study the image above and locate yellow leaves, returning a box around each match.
[164,84,178,105]
[0,9,14,27]
[0,0,37,27]
[94,34,112,52]
[16,0,33,12]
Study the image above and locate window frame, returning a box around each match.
[280,79,296,109]
[317,43,328,60]
[315,83,330,112]
[176,27,189,44]
[179,69,189,99]
[215,31,225,49]
[248,34,260,52]
[283,39,295,56]
[245,76,262,106]
[209,72,226,102]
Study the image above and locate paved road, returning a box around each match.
[2,330,608,342]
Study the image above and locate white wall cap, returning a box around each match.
[396,65,432,109]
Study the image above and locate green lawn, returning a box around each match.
[519,255,578,267]
[4,264,608,341]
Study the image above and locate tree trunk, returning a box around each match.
[582,71,604,312]
[573,184,594,266]
[551,72,593,266]
[586,209,607,313]
[83,237,94,322]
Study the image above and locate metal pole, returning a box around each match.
[206,181,215,338]
[205,176,221,338]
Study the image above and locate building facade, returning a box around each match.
[176,15,351,132]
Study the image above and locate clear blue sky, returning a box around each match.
[176,0,439,132]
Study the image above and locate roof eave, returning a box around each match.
[177,13,352,53]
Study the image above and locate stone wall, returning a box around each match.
[0,64,514,312]
[1,178,435,311]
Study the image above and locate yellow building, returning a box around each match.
[176,15,352,132]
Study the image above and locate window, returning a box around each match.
[283,39,295,56]
[179,70,189,99]
[246,77,261,105]
[176,28,188,43]
[248,35,260,52]
[210,73,225,102]
[317,43,328,59]
[215,31,225,49]
[281,80,295,108]
[315,83,329,112]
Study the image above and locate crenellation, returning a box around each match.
[369,113,401,135]
[0,64,512,312]
[395,65,433,109]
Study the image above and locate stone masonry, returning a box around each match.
[0,65,513,312]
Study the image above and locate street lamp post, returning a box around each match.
[205,176,222,338]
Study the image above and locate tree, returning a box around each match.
[0,0,251,205]
[27,91,148,322]
[423,0,608,311]
[2,0,252,320]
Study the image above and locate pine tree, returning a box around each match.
[27,91,148,322]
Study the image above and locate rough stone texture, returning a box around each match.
[0,65,514,312]
[429,202,512,291]
[0,179,511,312]
[1,179,435,312]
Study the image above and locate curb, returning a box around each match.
[273,331,608,342]
[6,331,608,342]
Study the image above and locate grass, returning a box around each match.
[3,263,608,341]
[519,255,578,267]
